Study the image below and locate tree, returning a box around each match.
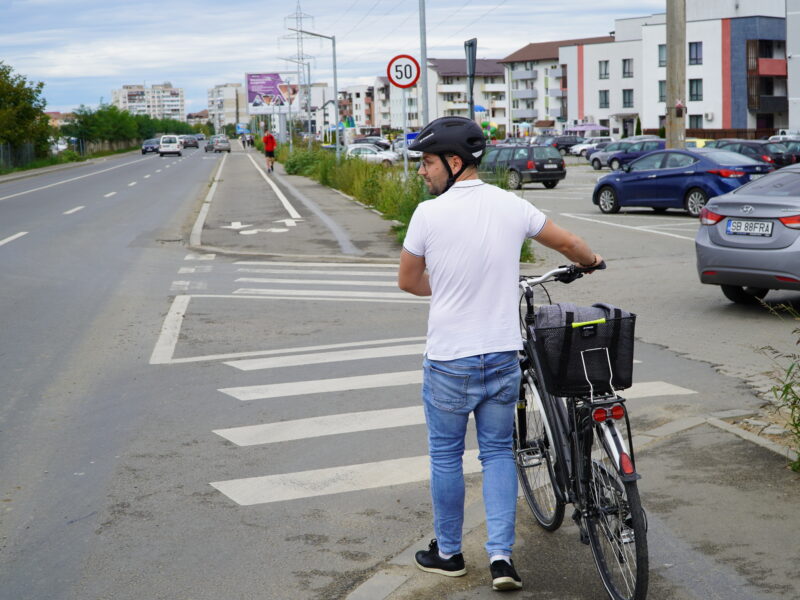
[0,61,51,154]
[635,116,642,136]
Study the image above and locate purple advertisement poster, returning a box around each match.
[246,73,287,114]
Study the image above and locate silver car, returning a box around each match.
[345,144,400,166]
[695,164,800,304]
[590,141,633,170]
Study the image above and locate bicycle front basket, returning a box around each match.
[534,309,636,396]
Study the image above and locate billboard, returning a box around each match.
[245,73,298,115]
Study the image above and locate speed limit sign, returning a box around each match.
[387,54,421,88]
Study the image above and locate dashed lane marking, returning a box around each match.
[0,231,28,247]
[63,206,84,215]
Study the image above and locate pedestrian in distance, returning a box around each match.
[262,131,277,173]
[398,116,603,592]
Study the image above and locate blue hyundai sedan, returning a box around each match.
[592,148,773,217]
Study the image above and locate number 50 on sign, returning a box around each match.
[387,55,421,89]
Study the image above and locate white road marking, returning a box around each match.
[236,260,397,268]
[190,152,227,246]
[178,266,212,274]
[559,212,695,241]
[165,165,171,169]
[184,253,216,260]
[219,370,423,401]
[144,174,151,179]
[156,169,162,173]
[149,295,191,365]
[233,288,418,300]
[237,268,396,277]
[63,206,84,215]
[104,192,117,198]
[0,231,28,247]
[245,153,302,219]
[235,277,399,287]
[210,451,482,505]
[214,405,427,446]
[128,181,137,187]
[0,156,150,203]
[225,343,426,371]
[170,281,208,292]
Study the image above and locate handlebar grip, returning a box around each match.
[576,260,606,273]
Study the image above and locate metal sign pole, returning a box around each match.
[403,87,409,178]
[465,38,477,122]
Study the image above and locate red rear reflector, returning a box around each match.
[592,408,608,423]
[707,169,745,178]
[619,452,635,475]
[762,155,774,163]
[610,404,625,420]
[776,276,800,283]
[699,207,724,225]
[527,160,535,169]
[778,215,800,229]
[703,270,718,276]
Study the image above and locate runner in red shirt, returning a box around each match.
[262,132,277,173]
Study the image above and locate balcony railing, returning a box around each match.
[757,95,788,113]
[438,84,467,93]
[548,88,567,98]
[511,108,538,120]
[549,66,565,78]
[512,88,538,100]
[757,58,787,77]
[511,69,537,81]
[482,83,506,93]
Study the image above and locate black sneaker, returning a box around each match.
[490,559,522,591]
[414,539,466,577]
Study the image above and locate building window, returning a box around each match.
[658,44,666,67]
[689,42,703,65]
[622,59,633,78]
[689,79,703,101]
[658,80,666,102]
[689,114,703,128]
[598,60,609,80]
[622,89,633,108]
[599,90,609,108]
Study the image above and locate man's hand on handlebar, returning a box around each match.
[576,253,605,273]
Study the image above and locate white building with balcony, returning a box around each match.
[111,82,186,121]
[207,83,247,133]
[425,58,506,129]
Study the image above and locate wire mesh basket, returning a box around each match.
[534,313,636,396]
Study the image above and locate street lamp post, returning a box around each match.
[284,57,313,150]
[289,27,340,161]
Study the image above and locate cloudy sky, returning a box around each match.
[2,0,666,114]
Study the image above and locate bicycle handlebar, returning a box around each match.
[519,261,607,288]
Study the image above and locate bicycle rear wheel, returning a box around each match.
[584,429,649,600]
[514,373,565,531]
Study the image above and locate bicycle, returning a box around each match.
[514,264,649,600]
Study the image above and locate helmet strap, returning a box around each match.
[438,154,467,194]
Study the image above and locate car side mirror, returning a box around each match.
[622,164,632,173]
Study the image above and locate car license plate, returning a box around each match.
[544,164,558,169]
[725,219,773,236]
[749,173,764,181]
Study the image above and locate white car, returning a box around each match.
[345,144,400,166]
[570,136,615,157]
[158,135,182,157]
[391,139,422,160]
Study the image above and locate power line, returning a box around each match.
[340,0,384,40]
[427,0,510,52]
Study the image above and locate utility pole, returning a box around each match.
[419,0,429,125]
[666,0,686,149]
[284,2,314,150]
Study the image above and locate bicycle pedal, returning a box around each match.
[516,448,543,468]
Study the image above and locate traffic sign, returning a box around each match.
[387,55,421,89]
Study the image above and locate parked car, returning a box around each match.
[478,144,566,189]
[695,163,800,304]
[212,136,231,153]
[158,135,182,157]
[715,139,794,168]
[351,136,391,151]
[585,141,612,161]
[783,140,800,164]
[592,148,773,217]
[570,136,615,157]
[390,138,422,160]
[204,137,216,152]
[545,135,585,155]
[180,134,199,148]
[767,134,800,143]
[141,138,160,154]
[345,143,400,166]
[195,133,207,141]
[685,138,712,148]
[605,139,666,170]
[590,141,633,170]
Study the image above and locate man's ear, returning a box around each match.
[449,154,463,173]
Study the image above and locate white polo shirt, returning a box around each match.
[403,179,547,361]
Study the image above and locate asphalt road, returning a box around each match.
[1,149,797,600]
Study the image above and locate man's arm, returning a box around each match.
[534,220,603,267]
[398,249,431,296]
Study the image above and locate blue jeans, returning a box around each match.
[422,351,521,559]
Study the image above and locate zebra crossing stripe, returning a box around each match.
[237,268,397,277]
[214,405,426,446]
[219,370,423,401]
[235,277,399,287]
[210,450,482,506]
[233,288,418,300]
[235,261,397,268]
[225,343,426,371]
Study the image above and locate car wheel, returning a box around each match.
[597,186,620,213]
[543,181,558,189]
[592,159,602,170]
[178,152,182,156]
[721,285,769,305]
[684,187,708,217]
[580,149,588,157]
[227,149,231,153]
[610,158,621,171]
[382,159,392,167]
[506,170,522,189]
[559,148,567,156]
[159,153,163,157]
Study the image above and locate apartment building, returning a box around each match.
[373,77,392,132]
[186,110,209,127]
[207,83,247,133]
[111,83,186,121]
[559,1,790,136]
[426,58,506,124]
[500,37,612,136]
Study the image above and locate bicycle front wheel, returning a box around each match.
[585,429,649,600]
[514,373,565,531]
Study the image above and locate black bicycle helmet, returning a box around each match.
[409,116,486,193]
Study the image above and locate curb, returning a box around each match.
[346,409,798,600]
